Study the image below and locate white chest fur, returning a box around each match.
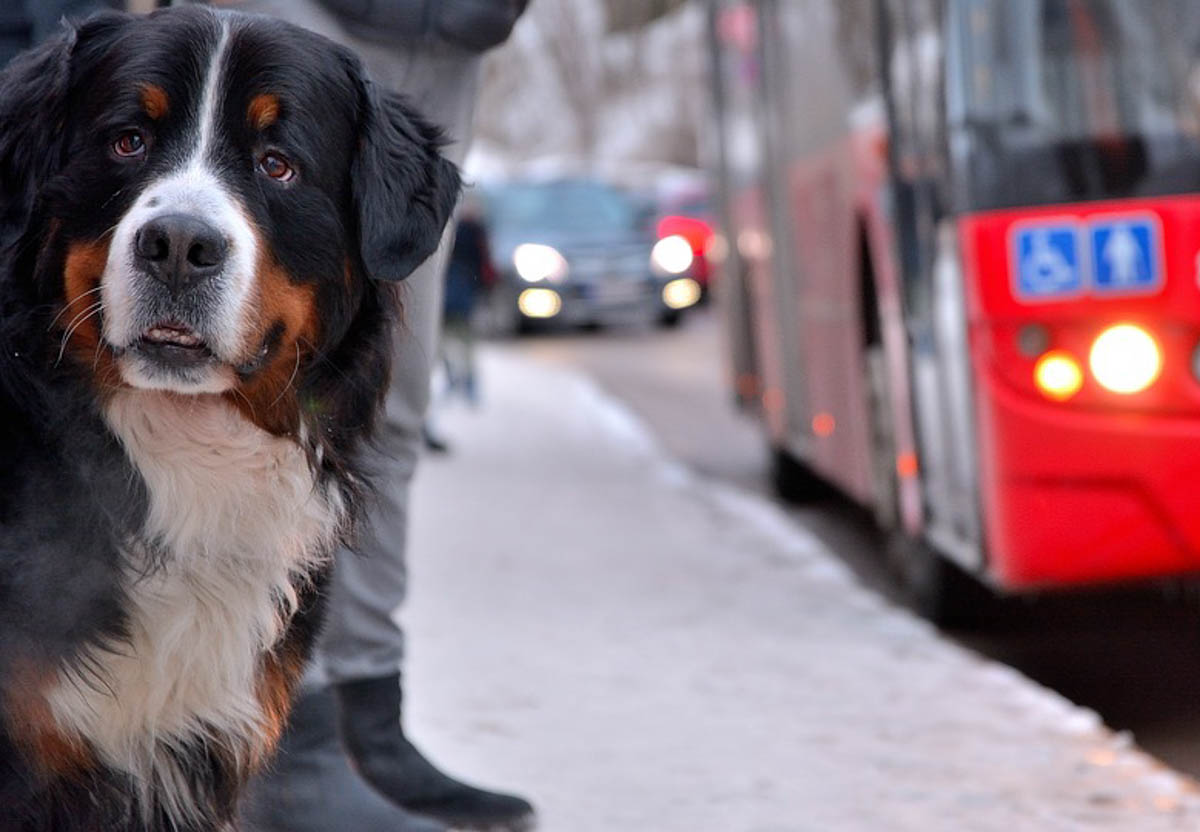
[46,390,343,813]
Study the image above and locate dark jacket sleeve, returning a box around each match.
[317,0,528,52]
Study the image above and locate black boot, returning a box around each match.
[335,675,536,832]
[239,687,447,832]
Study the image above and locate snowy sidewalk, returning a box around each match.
[402,347,1200,832]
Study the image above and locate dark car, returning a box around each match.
[481,178,701,333]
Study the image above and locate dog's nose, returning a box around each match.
[134,214,228,293]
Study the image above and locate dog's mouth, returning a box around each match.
[134,322,215,366]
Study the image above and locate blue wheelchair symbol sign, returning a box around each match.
[1090,217,1161,293]
[1013,223,1083,299]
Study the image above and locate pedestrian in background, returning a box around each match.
[220,2,536,832]
[423,193,495,453]
[442,193,494,406]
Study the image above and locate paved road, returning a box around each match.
[503,309,1200,782]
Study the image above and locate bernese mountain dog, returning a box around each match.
[0,6,459,831]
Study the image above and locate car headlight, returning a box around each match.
[513,244,568,283]
[662,278,702,310]
[517,288,562,319]
[651,235,694,276]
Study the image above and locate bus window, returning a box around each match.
[949,0,1200,211]
[881,0,947,313]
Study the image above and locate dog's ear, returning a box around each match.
[0,13,131,247]
[351,80,462,282]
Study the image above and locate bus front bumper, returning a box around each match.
[977,376,1200,590]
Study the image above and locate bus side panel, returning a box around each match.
[787,143,875,504]
[758,0,880,504]
[961,196,1200,589]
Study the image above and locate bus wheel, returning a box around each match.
[771,446,832,503]
[888,535,993,629]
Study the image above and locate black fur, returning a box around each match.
[0,7,460,831]
[351,75,462,282]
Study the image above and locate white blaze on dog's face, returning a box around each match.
[101,24,259,394]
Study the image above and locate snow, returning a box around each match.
[402,346,1200,831]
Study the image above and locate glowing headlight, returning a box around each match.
[662,278,702,311]
[1034,351,1084,401]
[651,235,695,276]
[517,288,562,319]
[1088,324,1161,395]
[513,244,568,283]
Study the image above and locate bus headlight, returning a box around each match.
[1088,324,1162,395]
[1034,351,1084,401]
[514,244,568,283]
[651,235,694,276]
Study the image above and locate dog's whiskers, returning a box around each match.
[47,286,104,331]
[268,342,303,409]
[55,301,105,366]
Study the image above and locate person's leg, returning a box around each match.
[241,177,457,832]
[231,3,534,830]
[461,315,479,405]
[315,233,449,683]
[239,687,446,832]
[319,50,534,832]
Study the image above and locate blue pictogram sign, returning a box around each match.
[1012,223,1083,300]
[1089,217,1161,294]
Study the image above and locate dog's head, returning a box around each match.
[0,6,459,433]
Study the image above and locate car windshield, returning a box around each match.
[949,0,1200,209]
[488,181,639,234]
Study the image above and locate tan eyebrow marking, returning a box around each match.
[139,83,169,120]
[248,93,281,131]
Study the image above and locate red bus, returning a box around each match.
[705,0,1200,621]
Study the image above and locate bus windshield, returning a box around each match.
[950,0,1200,210]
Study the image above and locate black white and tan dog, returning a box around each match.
[0,6,459,830]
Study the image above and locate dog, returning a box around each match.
[0,6,459,830]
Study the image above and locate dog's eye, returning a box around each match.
[113,130,147,159]
[258,152,295,183]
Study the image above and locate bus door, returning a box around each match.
[767,0,879,501]
[880,0,984,568]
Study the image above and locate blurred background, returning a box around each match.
[412,2,1200,828]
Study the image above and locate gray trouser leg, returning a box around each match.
[313,238,448,684]
[318,52,479,687]
[232,0,483,688]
